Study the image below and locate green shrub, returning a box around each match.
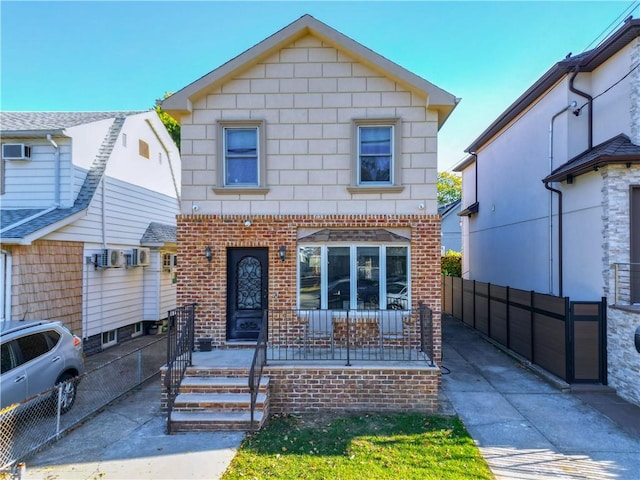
[441,250,462,277]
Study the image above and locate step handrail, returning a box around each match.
[248,310,268,429]
[164,303,196,434]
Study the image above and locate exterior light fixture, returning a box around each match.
[204,246,212,262]
[278,245,286,262]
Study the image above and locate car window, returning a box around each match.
[1,342,18,374]
[43,330,61,347]
[16,333,51,363]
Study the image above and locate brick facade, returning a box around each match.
[266,365,440,414]
[176,213,442,364]
[7,240,83,335]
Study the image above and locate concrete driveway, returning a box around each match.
[441,315,640,479]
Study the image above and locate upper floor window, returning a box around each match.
[350,118,403,193]
[215,120,267,194]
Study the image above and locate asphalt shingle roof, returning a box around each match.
[543,134,640,182]
[1,114,128,240]
[140,222,177,245]
[0,111,142,133]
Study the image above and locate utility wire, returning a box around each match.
[575,61,640,114]
[582,0,640,52]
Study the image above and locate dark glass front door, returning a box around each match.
[227,248,268,341]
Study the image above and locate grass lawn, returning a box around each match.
[222,412,493,479]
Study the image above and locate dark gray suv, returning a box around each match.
[1,320,85,413]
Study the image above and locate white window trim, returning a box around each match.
[213,119,268,195]
[101,329,117,348]
[349,118,404,194]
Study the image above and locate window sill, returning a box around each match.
[347,185,405,194]
[212,187,270,195]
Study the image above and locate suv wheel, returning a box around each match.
[53,373,78,414]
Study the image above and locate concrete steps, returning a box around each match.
[169,376,269,432]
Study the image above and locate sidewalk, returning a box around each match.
[22,335,245,480]
[441,315,640,479]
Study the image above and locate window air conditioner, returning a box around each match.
[2,143,32,160]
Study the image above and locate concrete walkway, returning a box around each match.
[441,315,640,479]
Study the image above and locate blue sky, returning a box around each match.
[1,1,638,171]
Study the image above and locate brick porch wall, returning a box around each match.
[7,240,83,335]
[266,365,440,414]
[176,213,442,364]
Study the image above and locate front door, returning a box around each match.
[227,248,268,341]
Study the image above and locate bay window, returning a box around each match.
[298,244,409,310]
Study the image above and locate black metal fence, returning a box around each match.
[164,303,196,434]
[442,276,606,384]
[264,306,434,365]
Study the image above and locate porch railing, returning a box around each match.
[248,311,268,429]
[612,262,640,306]
[164,303,196,434]
[264,307,434,365]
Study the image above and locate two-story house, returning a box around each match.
[161,14,458,422]
[455,18,640,406]
[1,111,181,354]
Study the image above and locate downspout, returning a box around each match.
[46,134,61,206]
[544,182,563,297]
[547,102,576,296]
[569,66,593,149]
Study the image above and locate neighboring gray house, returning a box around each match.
[1,111,181,354]
[455,19,640,405]
[439,199,461,254]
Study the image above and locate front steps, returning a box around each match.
[169,373,269,432]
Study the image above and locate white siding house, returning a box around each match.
[455,19,640,405]
[1,111,181,354]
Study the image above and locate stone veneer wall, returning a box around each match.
[176,213,442,365]
[602,164,640,406]
[7,240,83,335]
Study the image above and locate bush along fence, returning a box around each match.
[441,276,607,384]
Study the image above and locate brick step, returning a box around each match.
[170,410,266,432]
[179,376,269,394]
[173,392,267,411]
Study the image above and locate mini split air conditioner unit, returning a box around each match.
[2,143,32,161]
[130,247,151,267]
[97,249,126,268]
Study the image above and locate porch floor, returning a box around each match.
[191,348,436,369]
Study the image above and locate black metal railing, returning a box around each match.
[248,311,268,429]
[265,307,434,364]
[419,302,435,367]
[164,303,196,434]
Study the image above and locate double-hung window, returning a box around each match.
[350,118,402,192]
[215,120,267,193]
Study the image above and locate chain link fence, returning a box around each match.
[1,336,166,471]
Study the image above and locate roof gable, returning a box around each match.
[162,14,458,128]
